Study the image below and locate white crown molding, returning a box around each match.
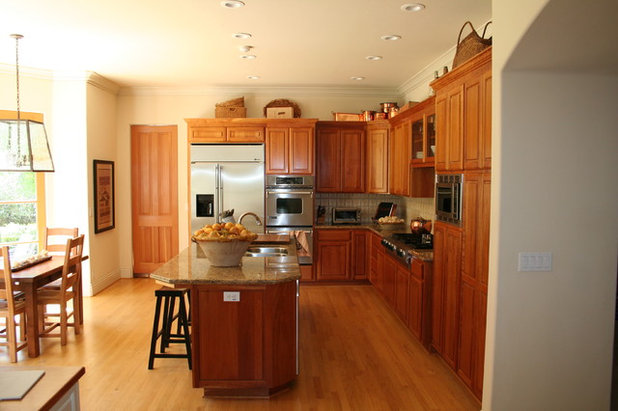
[398,45,456,96]
[0,62,53,79]
[118,84,401,98]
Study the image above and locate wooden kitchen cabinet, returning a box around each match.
[408,258,431,346]
[315,229,369,282]
[431,48,491,172]
[410,97,436,167]
[369,232,384,291]
[316,122,365,193]
[265,122,315,175]
[351,230,368,280]
[431,221,463,370]
[191,281,296,396]
[458,170,491,399]
[315,229,351,281]
[366,121,390,193]
[388,121,410,196]
[186,119,265,143]
[394,260,409,323]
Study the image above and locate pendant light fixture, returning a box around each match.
[0,34,54,172]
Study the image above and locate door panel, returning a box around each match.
[131,125,178,274]
[220,163,265,233]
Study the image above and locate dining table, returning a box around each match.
[0,255,88,358]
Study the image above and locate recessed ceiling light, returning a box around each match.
[239,45,253,53]
[221,1,245,8]
[350,76,365,81]
[401,3,425,12]
[381,35,402,41]
[232,32,252,39]
[240,54,256,59]
[247,75,260,80]
[366,55,383,61]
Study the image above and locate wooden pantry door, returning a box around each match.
[131,125,178,274]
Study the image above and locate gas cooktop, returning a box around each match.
[388,233,433,249]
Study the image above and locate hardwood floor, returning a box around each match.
[1,279,479,410]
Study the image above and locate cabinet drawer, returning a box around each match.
[227,127,265,142]
[191,127,226,142]
[316,229,351,241]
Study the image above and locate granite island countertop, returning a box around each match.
[315,223,434,262]
[150,241,301,285]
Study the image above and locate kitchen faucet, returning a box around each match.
[239,212,263,226]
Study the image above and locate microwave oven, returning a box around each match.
[435,174,462,225]
[332,208,361,225]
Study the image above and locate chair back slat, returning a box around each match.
[45,227,79,255]
[61,235,84,297]
[1,246,17,312]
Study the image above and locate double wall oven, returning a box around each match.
[265,175,313,264]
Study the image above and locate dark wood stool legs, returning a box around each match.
[148,288,192,370]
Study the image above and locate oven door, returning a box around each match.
[435,181,461,225]
[266,189,313,227]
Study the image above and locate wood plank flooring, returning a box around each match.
[1,279,479,410]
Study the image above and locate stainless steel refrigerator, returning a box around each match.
[190,144,264,234]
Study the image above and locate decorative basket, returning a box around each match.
[452,21,492,69]
[263,99,301,118]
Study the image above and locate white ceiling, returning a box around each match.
[1,0,491,89]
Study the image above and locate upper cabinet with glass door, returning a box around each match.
[409,97,436,168]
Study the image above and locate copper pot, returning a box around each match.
[362,110,375,121]
[410,217,432,234]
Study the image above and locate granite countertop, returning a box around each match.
[150,241,301,285]
[315,224,434,262]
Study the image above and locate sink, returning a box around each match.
[245,246,288,257]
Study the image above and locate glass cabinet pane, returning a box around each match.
[411,119,424,160]
[426,114,436,158]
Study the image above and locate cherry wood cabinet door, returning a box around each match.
[394,263,410,323]
[463,77,482,170]
[432,221,462,369]
[316,128,340,192]
[369,232,380,285]
[389,123,409,196]
[131,125,178,274]
[446,85,464,171]
[482,71,492,170]
[265,128,289,174]
[382,254,397,308]
[227,126,265,142]
[351,230,368,280]
[435,97,448,172]
[315,229,351,281]
[340,128,365,192]
[408,272,423,340]
[289,127,314,175]
[366,124,389,193]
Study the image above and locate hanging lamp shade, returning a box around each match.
[0,34,54,172]
[0,119,55,172]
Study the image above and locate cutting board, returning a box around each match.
[252,234,290,244]
[0,370,45,400]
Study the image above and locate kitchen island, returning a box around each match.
[150,241,300,398]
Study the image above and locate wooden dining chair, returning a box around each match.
[37,235,84,346]
[44,227,79,256]
[0,246,28,362]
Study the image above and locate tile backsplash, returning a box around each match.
[315,193,435,226]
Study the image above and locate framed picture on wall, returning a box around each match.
[93,159,115,233]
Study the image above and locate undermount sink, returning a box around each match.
[245,246,288,257]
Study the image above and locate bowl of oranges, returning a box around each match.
[192,222,258,267]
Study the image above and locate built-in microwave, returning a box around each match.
[435,174,462,225]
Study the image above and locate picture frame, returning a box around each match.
[93,159,115,233]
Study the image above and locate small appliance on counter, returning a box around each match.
[373,202,397,222]
[332,208,361,225]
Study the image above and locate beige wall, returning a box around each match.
[115,89,401,276]
[87,78,120,294]
[486,0,618,409]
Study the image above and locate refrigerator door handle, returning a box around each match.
[218,164,224,222]
[214,164,220,223]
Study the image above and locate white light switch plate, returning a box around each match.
[518,252,552,272]
[223,291,240,302]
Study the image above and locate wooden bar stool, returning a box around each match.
[148,287,191,370]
